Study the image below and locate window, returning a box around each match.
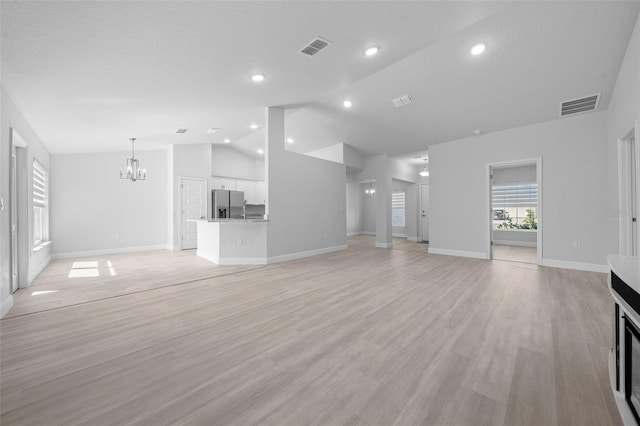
[33,159,49,247]
[392,190,405,227]
[492,182,537,230]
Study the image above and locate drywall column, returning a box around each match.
[265,106,347,260]
[264,106,283,219]
[376,156,393,248]
[167,146,174,250]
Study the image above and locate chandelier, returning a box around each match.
[419,158,429,177]
[365,182,376,198]
[120,138,146,181]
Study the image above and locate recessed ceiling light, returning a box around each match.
[364,46,379,57]
[343,100,353,108]
[251,74,265,82]
[250,123,258,129]
[224,138,231,143]
[257,149,264,154]
[206,128,220,134]
[470,43,486,56]
[286,138,294,144]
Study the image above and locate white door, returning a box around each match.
[632,136,638,256]
[10,145,18,293]
[619,124,640,256]
[420,184,429,242]
[181,178,207,250]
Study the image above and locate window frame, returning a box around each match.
[392,190,406,227]
[32,159,49,249]
[491,181,538,231]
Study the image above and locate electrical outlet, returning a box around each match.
[573,241,581,249]
[237,239,243,246]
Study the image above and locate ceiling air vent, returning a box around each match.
[300,37,331,56]
[560,94,600,116]
[175,128,189,134]
[392,94,413,108]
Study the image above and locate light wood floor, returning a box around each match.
[492,244,538,264]
[0,236,620,425]
[8,250,262,317]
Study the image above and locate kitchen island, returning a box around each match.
[191,219,268,265]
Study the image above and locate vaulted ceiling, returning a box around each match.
[2,1,639,163]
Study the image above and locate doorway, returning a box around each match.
[10,129,28,292]
[618,122,640,256]
[179,177,207,250]
[420,183,429,243]
[488,158,542,264]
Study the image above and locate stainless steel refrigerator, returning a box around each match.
[213,189,245,218]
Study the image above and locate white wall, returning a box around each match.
[362,184,377,234]
[167,146,174,252]
[344,144,364,170]
[211,145,264,180]
[266,107,347,259]
[430,112,609,269]
[492,165,536,184]
[1,88,51,317]
[346,181,363,235]
[607,14,640,256]
[493,230,537,247]
[50,150,169,256]
[305,143,344,164]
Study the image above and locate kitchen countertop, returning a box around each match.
[608,254,640,295]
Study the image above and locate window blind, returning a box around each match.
[392,190,405,227]
[33,160,47,208]
[392,191,405,207]
[492,183,537,208]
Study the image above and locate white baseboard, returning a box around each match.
[363,231,376,236]
[51,244,172,260]
[1,295,14,319]
[493,240,537,247]
[540,258,608,273]
[407,236,419,242]
[29,255,51,285]
[375,242,393,248]
[196,250,267,265]
[428,247,488,260]
[217,258,268,265]
[392,233,408,238]
[268,244,347,264]
[196,249,218,264]
[347,232,362,237]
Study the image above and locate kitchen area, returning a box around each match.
[211,183,265,220]
[189,145,269,265]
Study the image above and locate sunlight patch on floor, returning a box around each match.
[31,290,59,296]
[69,269,100,278]
[72,261,98,269]
[67,260,117,278]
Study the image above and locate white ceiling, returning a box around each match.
[2,1,639,162]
